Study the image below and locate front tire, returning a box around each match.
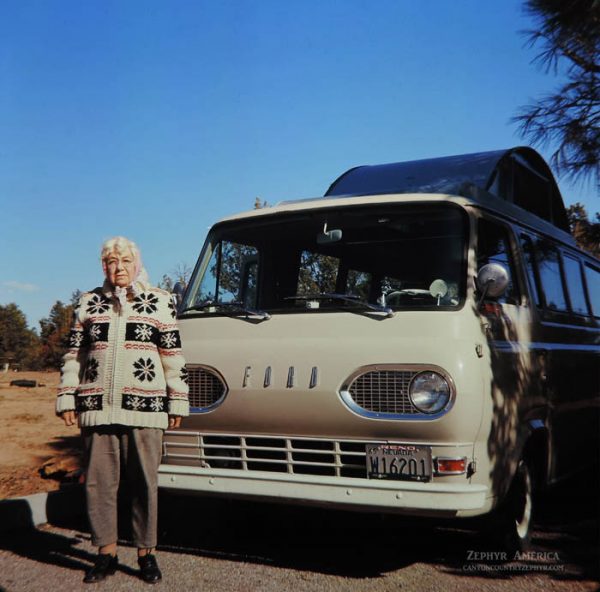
[494,459,534,553]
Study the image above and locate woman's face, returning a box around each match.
[104,249,137,288]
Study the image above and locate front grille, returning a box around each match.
[347,370,420,414]
[163,434,369,478]
[187,365,227,410]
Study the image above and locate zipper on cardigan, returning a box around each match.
[109,306,122,420]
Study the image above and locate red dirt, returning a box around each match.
[0,371,82,499]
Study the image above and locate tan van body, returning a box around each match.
[159,148,599,544]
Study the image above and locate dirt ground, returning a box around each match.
[0,371,82,499]
[0,372,598,590]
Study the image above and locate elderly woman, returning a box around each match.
[56,236,189,584]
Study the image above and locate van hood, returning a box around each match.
[177,310,484,442]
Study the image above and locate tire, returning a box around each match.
[10,379,37,388]
[493,459,534,553]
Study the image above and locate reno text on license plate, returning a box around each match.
[366,444,432,481]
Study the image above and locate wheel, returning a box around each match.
[492,459,534,553]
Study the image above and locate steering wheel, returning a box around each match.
[385,289,431,305]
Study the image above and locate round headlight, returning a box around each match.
[409,371,451,414]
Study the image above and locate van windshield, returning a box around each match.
[182,203,468,315]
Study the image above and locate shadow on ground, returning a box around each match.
[0,471,597,583]
[155,469,599,582]
[45,435,84,457]
[0,489,138,579]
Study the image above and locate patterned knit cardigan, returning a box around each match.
[56,285,189,429]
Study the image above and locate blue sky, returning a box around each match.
[1,0,597,329]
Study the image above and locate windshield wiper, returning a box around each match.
[285,293,394,318]
[180,301,271,320]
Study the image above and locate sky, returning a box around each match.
[1,0,598,329]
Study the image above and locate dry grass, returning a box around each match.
[0,371,83,499]
[10,413,44,423]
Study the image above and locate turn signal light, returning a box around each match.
[435,457,467,474]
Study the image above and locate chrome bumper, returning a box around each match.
[158,464,488,516]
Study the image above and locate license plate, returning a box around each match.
[366,444,432,481]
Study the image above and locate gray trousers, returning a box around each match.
[82,426,163,548]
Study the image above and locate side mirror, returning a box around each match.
[476,263,509,302]
[173,281,187,308]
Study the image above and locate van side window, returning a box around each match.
[584,264,600,318]
[535,242,568,312]
[477,218,519,304]
[562,255,589,316]
[196,244,220,304]
[219,241,259,305]
[520,235,541,308]
[195,240,260,306]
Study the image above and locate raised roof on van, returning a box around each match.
[325,147,570,232]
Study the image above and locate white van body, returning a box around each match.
[159,148,599,548]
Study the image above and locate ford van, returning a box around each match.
[158,147,599,550]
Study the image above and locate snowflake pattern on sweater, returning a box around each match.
[56,285,189,429]
[133,293,159,315]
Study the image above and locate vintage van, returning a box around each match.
[158,147,599,550]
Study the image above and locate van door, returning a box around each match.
[476,216,535,495]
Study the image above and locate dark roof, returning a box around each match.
[325,147,570,231]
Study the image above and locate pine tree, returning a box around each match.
[0,304,41,369]
[39,301,74,369]
[513,0,599,184]
[567,202,600,256]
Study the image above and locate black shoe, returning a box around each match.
[83,553,118,583]
[138,554,162,584]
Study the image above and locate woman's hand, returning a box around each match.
[60,410,77,426]
[168,415,182,429]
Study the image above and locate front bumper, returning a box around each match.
[158,465,488,517]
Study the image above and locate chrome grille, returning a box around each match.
[163,433,368,478]
[187,365,227,410]
[348,370,419,414]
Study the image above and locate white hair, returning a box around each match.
[100,236,150,289]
